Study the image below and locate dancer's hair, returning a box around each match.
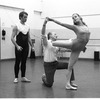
[19,11,28,20]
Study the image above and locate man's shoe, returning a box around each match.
[83,47,87,52]
[21,77,31,83]
[14,78,18,83]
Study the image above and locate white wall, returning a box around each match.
[0,0,42,29]
[41,0,100,18]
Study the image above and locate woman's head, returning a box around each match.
[19,11,28,23]
[72,13,87,26]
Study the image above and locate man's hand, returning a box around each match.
[31,47,35,51]
[17,45,23,51]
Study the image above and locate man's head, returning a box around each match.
[19,11,28,23]
[47,32,57,41]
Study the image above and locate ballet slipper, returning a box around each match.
[70,82,78,87]
[21,77,31,83]
[66,84,77,90]
[14,78,18,83]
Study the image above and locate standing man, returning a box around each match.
[11,11,34,83]
[41,18,77,89]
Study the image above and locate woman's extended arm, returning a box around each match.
[47,17,76,31]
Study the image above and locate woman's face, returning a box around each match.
[72,13,81,24]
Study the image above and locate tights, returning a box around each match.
[14,32,29,78]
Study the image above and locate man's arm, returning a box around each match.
[41,19,48,46]
[11,25,23,51]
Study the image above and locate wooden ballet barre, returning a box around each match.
[58,48,71,52]
[42,13,100,19]
[87,44,100,46]
[57,48,71,58]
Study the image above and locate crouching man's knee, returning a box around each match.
[42,74,53,87]
[45,82,53,87]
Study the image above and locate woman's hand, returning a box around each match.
[46,17,53,21]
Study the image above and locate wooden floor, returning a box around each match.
[0,57,100,98]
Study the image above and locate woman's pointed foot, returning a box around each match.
[70,82,78,87]
[66,84,77,90]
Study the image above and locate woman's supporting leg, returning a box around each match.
[66,51,80,90]
[56,61,75,83]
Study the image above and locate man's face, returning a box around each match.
[51,33,57,41]
[21,14,28,23]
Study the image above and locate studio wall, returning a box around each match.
[41,0,100,59]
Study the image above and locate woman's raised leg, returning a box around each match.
[52,40,72,49]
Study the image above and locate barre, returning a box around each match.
[42,13,100,19]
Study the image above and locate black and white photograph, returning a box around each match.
[0,0,100,98]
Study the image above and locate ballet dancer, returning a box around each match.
[47,13,90,90]
[11,11,34,83]
[41,19,77,88]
